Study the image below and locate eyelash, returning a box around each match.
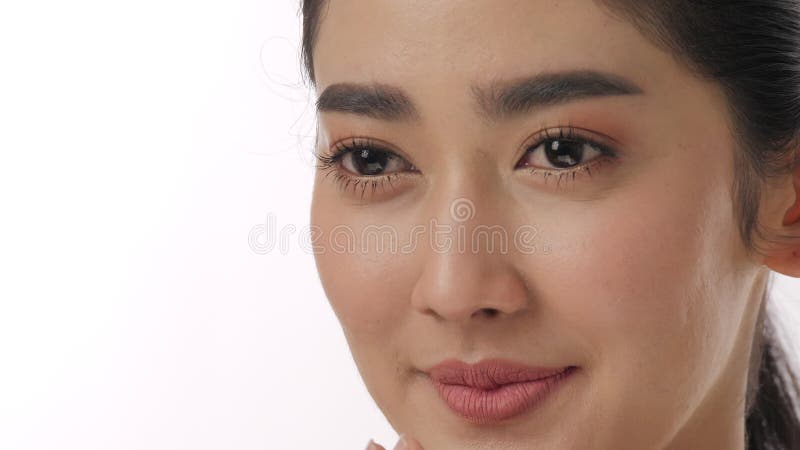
[314,137,417,200]
[314,126,619,198]
[516,126,619,190]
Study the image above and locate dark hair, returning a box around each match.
[297,1,800,448]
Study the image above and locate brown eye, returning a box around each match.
[340,147,413,176]
[517,138,605,170]
[313,136,421,201]
[513,126,621,190]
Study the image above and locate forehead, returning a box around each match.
[312,0,666,93]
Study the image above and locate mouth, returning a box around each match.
[425,358,578,425]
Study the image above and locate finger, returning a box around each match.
[366,439,387,450]
[393,434,424,450]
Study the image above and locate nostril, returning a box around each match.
[478,308,499,318]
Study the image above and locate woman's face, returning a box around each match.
[310,1,774,448]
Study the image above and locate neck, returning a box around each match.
[663,269,769,450]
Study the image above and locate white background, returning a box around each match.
[0,1,798,449]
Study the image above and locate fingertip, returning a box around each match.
[393,434,423,450]
[366,438,387,450]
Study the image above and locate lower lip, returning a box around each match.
[430,366,577,425]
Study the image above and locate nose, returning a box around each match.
[409,195,531,323]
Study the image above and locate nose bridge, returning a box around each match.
[409,176,529,322]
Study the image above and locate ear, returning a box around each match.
[761,162,800,277]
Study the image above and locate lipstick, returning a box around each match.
[426,358,577,424]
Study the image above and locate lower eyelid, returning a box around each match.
[321,164,419,200]
[518,154,617,188]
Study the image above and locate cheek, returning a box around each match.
[311,198,423,416]
[310,189,418,350]
[549,181,717,348]
[315,241,414,337]
[518,149,745,433]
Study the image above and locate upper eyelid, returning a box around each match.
[326,125,620,166]
[330,136,412,164]
[521,125,620,155]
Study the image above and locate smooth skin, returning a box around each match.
[309,1,800,449]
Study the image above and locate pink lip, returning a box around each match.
[426,358,577,424]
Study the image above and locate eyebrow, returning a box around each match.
[315,69,644,123]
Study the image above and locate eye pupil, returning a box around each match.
[545,139,584,168]
[353,148,389,175]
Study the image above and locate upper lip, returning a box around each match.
[426,358,573,390]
